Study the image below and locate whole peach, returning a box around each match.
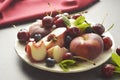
[70,33,104,59]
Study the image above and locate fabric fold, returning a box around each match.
[0,0,99,27]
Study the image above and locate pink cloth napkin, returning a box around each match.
[0,0,99,27]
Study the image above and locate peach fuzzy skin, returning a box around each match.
[70,33,104,60]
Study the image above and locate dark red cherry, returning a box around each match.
[101,64,115,77]
[65,27,81,38]
[54,17,67,28]
[63,52,73,60]
[42,16,54,28]
[116,47,120,56]
[17,28,30,42]
[92,23,105,35]
[71,13,82,19]
[103,36,112,50]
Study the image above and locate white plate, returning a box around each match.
[15,21,115,73]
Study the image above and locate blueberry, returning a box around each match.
[64,35,73,48]
[45,58,56,67]
[85,27,94,33]
[33,33,42,42]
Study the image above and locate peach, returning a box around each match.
[25,41,47,62]
[70,33,104,59]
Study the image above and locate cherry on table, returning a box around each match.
[101,64,115,77]
[116,47,120,56]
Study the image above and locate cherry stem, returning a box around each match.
[48,2,53,16]
[73,56,96,65]
[47,2,62,15]
[102,13,108,24]
[13,25,19,31]
[105,24,114,32]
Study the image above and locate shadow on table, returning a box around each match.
[16,57,120,80]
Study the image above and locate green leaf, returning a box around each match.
[62,15,71,27]
[59,60,76,71]
[74,16,86,26]
[114,66,120,73]
[76,22,91,33]
[112,52,120,67]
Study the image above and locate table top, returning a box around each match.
[0,0,120,80]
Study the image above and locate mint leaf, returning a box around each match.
[62,15,71,27]
[112,52,120,67]
[114,66,120,73]
[74,16,85,26]
[59,60,76,71]
[76,22,90,32]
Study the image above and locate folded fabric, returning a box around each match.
[0,0,99,27]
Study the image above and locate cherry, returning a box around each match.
[54,17,67,28]
[54,13,69,22]
[92,23,105,35]
[42,16,54,28]
[63,12,70,18]
[63,52,73,60]
[101,64,115,77]
[65,27,81,38]
[53,14,62,22]
[103,36,112,50]
[71,13,82,19]
[17,28,30,42]
[116,47,120,56]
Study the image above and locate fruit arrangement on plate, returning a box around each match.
[15,12,114,73]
